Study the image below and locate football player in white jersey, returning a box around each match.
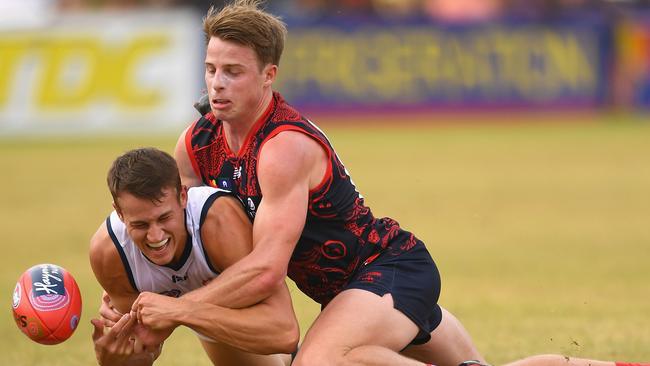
[89,147,298,366]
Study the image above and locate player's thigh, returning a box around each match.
[199,338,289,366]
[295,289,419,362]
[401,307,484,366]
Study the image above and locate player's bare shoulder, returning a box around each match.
[259,130,328,191]
[88,220,134,299]
[174,125,203,188]
[88,221,118,270]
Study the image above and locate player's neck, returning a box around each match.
[168,230,189,267]
[222,91,273,154]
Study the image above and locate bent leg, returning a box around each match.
[401,306,486,366]
[200,338,290,366]
[292,289,426,366]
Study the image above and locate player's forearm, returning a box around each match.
[183,255,284,308]
[177,300,299,354]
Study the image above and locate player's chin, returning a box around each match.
[144,240,173,264]
[211,109,230,120]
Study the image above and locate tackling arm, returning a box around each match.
[133,195,300,354]
[181,131,327,308]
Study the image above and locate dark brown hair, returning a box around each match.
[107,147,181,206]
[203,0,287,68]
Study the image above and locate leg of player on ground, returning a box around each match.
[504,355,649,366]
[401,307,485,366]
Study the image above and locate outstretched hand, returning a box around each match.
[91,312,139,366]
[92,311,163,366]
[99,291,122,327]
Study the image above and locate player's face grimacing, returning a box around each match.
[115,187,188,266]
[204,36,275,124]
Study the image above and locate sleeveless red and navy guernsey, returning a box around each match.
[185,92,420,306]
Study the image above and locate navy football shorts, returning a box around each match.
[343,239,442,345]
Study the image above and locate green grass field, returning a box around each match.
[1,114,649,365]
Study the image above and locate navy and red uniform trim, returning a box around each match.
[185,92,424,307]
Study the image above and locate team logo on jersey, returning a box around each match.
[247,198,257,216]
[217,177,234,191]
[233,166,242,180]
[171,274,188,283]
[29,264,69,312]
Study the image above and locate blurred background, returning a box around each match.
[0,0,649,132]
[1,1,649,365]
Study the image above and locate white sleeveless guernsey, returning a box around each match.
[106,186,231,297]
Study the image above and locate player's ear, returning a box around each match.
[112,201,124,221]
[179,185,188,208]
[263,64,277,87]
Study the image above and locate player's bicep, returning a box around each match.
[254,133,321,256]
[254,186,308,252]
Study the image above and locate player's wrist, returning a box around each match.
[173,299,204,327]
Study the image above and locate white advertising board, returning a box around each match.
[0,10,203,135]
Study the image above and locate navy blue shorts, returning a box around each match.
[343,240,442,345]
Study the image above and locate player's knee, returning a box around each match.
[292,346,340,366]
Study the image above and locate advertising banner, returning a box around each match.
[0,10,203,135]
[276,19,612,111]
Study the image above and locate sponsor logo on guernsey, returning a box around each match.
[12,283,21,309]
[233,166,242,179]
[29,264,69,312]
[171,274,188,283]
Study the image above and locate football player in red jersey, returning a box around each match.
[119,2,647,366]
[172,2,472,364]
